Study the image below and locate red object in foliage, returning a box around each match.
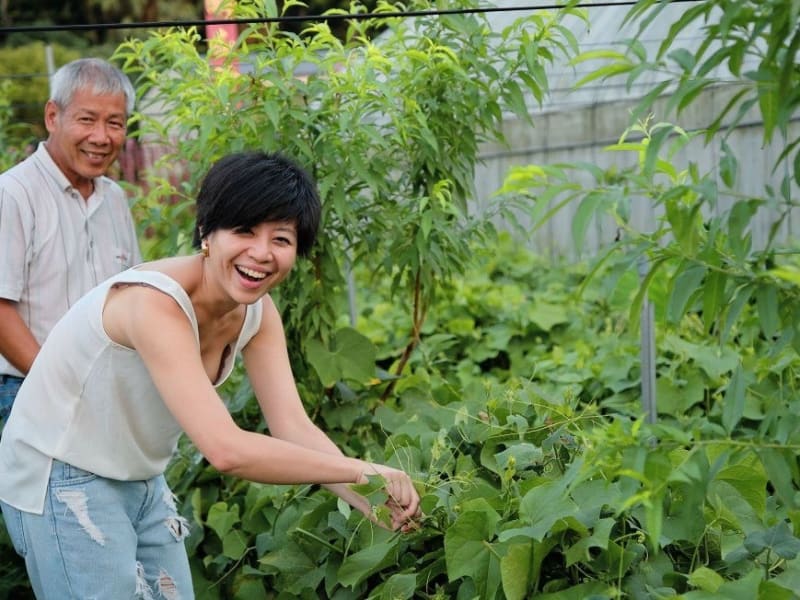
[205,0,240,71]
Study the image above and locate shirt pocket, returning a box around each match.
[112,246,134,269]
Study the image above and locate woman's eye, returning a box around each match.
[234,227,253,235]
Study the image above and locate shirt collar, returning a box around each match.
[33,141,106,197]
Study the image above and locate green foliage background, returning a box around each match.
[1,0,800,598]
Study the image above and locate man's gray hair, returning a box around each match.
[49,58,136,116]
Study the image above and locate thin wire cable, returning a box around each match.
[0,0,703,35]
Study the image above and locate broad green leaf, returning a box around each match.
[500,542,532,600]
[571,191,604,255]
[337,541,396,587]
[655,3,709,60]
[645,493,664,552]
[758,448,798,510]
[527,301,569,331]
[755,285,779,339]
[719,142,739,188]
[714,566,762,599]
[702,270,727,333]
[756,74,779,140]
[444,500,501,593]
[222,529,248,560]
[536,580,612,599]
[721,365,746,434]
[377,573,417,599]
[668,48,695,72]
[655,372,704,414]
[564,517,615,566]
[757,581,796,600]
[232,579,268,600]
[772,558,800,596]
[518,480,579,541]
[688,566,724,592]
[770,266,800,286]
[642,125,674,179]
[258,542,316,574]
[207,502,240,542]
[495,443,544,472]
[570,49,631,64]
[503,79,530,122]
[727,200,758,261]
[746,522,800,560]
[664,195,703,254]
[721,284,754,344]
[716,463,767,517]
[305,327,377,387]
[696,45,734,78]
[667,262,706,324]
[691,344,740,381]
[570,478,624,519]
[573,62,636,88]
[710,481,761,535]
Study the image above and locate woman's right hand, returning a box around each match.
[358,463,421,531]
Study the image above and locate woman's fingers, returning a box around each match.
[358,462,423,531]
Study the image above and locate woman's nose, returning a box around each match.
[249,236,273,261]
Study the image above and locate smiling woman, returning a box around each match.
[0,151,421,600]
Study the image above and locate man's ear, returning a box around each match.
[43,100,60,134]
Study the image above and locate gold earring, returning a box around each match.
[201,241,209,258]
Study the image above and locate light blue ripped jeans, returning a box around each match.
[0,460,193,599]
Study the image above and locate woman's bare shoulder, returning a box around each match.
[133,255,200,287]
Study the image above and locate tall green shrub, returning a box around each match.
[114,0,585,405]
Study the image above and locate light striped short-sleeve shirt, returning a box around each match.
[0,142,142,377]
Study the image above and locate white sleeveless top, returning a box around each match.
[0,268,262,514]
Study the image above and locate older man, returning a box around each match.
[0,58,142,426]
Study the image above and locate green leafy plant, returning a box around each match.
[0,80,34,173]
[157,238,800,598]
[113,0,585,406]
[0,42,84,138]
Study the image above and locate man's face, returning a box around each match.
[44,87,128,195]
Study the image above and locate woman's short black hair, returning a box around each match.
[192,151,321,257]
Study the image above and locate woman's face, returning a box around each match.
[204,220,298,303]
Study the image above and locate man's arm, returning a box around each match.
[0,299,39,375]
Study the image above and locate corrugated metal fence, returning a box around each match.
[474,84,800,261]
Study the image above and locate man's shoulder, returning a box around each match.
[96,175,130,205]
[0,154,42,210]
